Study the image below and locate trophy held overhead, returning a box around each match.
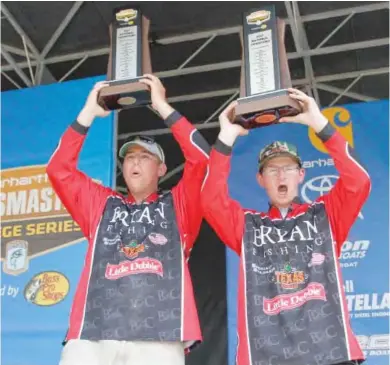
[98,7,152,111]
[234,6,302,129]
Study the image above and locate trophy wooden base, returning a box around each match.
[98,78,150,111]
[234,89,301,129]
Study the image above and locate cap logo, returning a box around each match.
[258,141,301,169]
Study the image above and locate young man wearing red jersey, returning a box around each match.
[202,88,370,365]
[47,74,210,365]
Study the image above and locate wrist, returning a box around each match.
[218,129,238,147]
[154,100,173,120]
[77,108,95,127]
[310,114,328,134]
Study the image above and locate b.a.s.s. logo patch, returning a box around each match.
[3,239,29,276]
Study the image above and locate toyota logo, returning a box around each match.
[301,175,339,203]
[301,175,363,219]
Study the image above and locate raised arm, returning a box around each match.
[280,88,371,255]
[318,125,370,254]
[46,82,113,239]
[169,112,210,256]
[140,75,210,256]
[201,101,248,255]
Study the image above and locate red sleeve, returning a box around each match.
[200,139,245,255]
[165,111,210,257]
[168,112,210,257]
[46,121,113,240]
[317,123,371,256]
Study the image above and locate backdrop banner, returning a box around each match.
[1,76,115,365]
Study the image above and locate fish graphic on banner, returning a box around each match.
[0,165,86,275]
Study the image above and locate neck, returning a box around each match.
[270,195,299,210]
[269,200,291,209]
[278,206,289,218]
[129,186,158,204]
[275,203,291,209]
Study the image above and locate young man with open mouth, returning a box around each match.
[47,74,210,365]
[201,88,371,365]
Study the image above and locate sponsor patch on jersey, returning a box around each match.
[263,282,327,315]
[148,233,168,245]
[105,258,163,280]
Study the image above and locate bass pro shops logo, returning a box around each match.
[308,107,354,154]
[24,271,70,306]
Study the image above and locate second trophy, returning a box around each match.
[234,5,301,129]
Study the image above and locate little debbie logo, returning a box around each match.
[263,282,326,315]
[105,258,163,280]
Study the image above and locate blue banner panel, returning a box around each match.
[1,76,115,365]
[226,100,389,365]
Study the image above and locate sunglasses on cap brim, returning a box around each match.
[130,135,156,144]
